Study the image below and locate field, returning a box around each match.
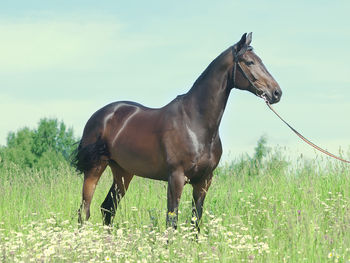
[0,147,350,262]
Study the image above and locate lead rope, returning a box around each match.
[231,46,348,163]
[265,100,350,164]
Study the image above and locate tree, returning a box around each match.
[2,128,36,168]
[32,118,76,160]
[0,118,77,169]
[253,135,269,164]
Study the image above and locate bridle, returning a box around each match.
[231,45,350,164]
[231,45,266,99]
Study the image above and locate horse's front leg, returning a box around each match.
[191,174,212,232]
[166,170,186,229]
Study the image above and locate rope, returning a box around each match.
[265,101,350,164]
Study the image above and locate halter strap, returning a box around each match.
[231,45,264,97]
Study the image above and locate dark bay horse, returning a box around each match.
[73,32,282,229]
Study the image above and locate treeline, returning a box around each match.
[0,118,77,169]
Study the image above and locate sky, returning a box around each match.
[0,0,349,162]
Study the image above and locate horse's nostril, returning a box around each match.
[274,89,280,98]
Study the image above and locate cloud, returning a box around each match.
[0,14,182,73]
[0,16,123,72]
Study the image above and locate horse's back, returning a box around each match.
[82,101,156,139]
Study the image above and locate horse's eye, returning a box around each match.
[245,61,254,66]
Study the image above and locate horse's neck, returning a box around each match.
[183,47,233,134]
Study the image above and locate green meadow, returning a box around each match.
[0,144,350,262]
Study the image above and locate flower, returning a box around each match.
[105,256,112,262]
[44,246,55,257]
[46,218,56,225]
[117,228,123,237]
[328,252,333,258]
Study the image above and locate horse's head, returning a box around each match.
[232,32,282,104]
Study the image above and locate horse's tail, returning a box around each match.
[71,136,110,173]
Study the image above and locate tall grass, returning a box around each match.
[0,146,349,262]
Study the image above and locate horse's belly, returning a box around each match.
[110,134,168,180]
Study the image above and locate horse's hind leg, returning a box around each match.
[78,162,107,223]
[101,161,134,225]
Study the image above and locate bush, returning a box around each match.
[230,135,288,176]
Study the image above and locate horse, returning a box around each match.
[73,32,282,230]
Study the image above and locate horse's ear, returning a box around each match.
[246,32,252,46]
[236,33,247,52]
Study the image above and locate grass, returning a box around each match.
[0,147,350,262]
